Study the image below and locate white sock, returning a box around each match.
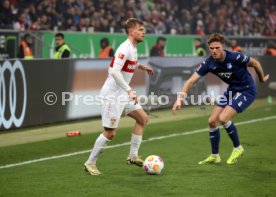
[234,145,242,150]
[223,121,232,129]
[129,133,142,157]
[86,134,110,165]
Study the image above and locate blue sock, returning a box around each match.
[223,121,240,148]
[209,127,220,154]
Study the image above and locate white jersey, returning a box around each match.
[100,39,138,99]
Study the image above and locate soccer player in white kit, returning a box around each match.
[84,18,154,175]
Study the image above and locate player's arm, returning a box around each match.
[111,65,138,103]
[138,64,154,75]
[247,57,269,83]
[111,65,131,92]
[172,60,209,114]
[172,72,201,114]
[111,49,138,103]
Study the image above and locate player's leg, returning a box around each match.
[219,105,240,147]
[199,106,223,164]
[220,90,256,164]
[126,105,148,167]
[85,100,122,175]
[84,128,115,175]
[219,105,244,164]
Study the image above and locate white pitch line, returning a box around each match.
[0,115,276,170]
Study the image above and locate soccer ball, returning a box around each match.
[143,155,164,175]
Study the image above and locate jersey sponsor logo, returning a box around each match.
[121,60,137,73]
[236,54,241,60]
[118,53,125,59]
[218,72,232,79]
[109,58,137,73]
[127,64,136,70]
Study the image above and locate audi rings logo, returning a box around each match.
[0,60,27,129]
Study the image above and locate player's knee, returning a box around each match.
[144,114,149,125]
[218,114,229,125]
[103,127,116,139]
[208,116,218,128]
[139,114,149,127]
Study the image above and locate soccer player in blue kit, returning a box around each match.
[172,33,269,164]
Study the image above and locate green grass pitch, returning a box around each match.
[0,102,276,196]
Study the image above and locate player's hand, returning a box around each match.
[260,74,269,83]
[172,100,182,115]
[128,90,138,104]
[139,65,154,75]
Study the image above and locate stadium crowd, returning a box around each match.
[0,0,275,36]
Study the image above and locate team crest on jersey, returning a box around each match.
[118,53,125,59]
[226,63,232,69]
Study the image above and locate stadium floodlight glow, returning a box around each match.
[0,60,27,129]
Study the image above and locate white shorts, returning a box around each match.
[101,99,142,128]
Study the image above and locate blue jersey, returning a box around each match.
[196,50,256,92]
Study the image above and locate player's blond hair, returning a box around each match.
[207,33,224,45]
[124,18,144,35]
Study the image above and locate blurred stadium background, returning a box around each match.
[0,0,276,196]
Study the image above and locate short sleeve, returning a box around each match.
[235,52,250,66]
[196,61,209,77]
[112,45,129,70]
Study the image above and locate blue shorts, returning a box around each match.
[216,88,256,113]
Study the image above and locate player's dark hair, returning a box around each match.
[124,18,144,35]
[207,33,224,45]
[55,33,64,39]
